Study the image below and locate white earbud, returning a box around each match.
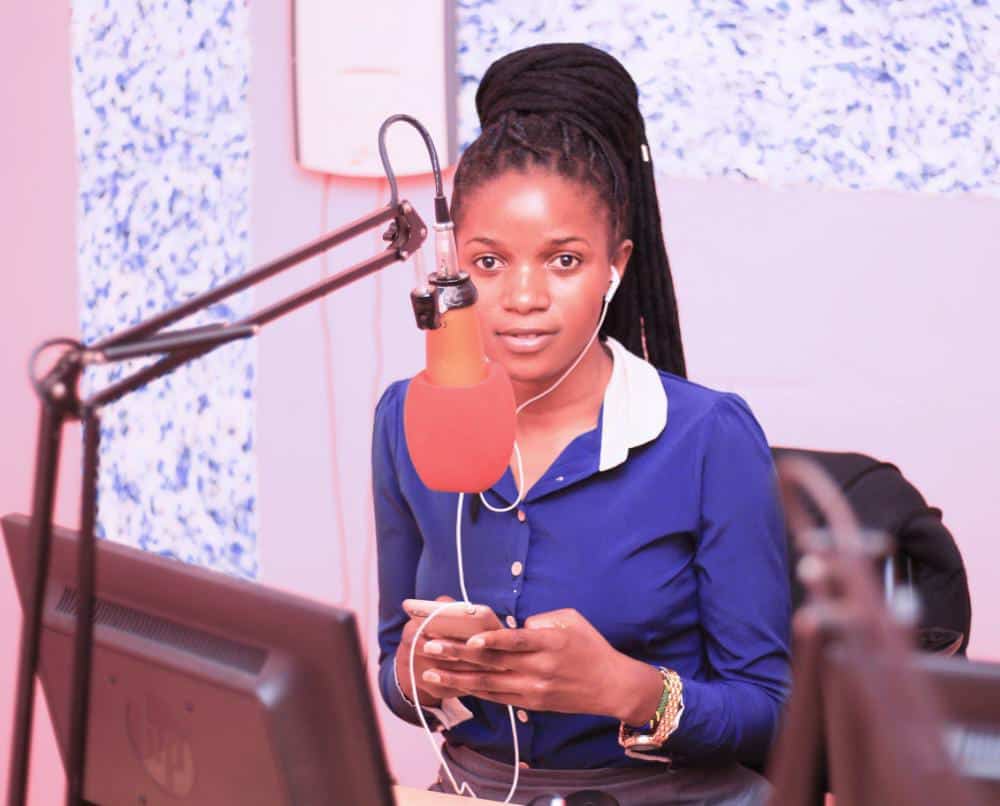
[605,265,621,305]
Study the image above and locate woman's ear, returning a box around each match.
[611,238,634,280]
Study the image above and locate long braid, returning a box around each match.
[452,43,686,377]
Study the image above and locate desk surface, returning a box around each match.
[394,784,503,804]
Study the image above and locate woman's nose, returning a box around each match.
[501,263,550,314]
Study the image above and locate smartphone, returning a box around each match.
[402,598,504,641]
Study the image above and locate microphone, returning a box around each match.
[403,195,516,493]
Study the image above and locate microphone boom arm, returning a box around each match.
[86,202,426,408]
[9,197,426,806]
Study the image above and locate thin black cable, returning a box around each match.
[28,338,84,395]
[28,338,82,377]
[377,114,445,211]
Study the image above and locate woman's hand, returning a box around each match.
[394,595,505,708]
[419,608,664,724]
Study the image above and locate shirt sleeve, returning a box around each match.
[663,393,792,766]
[372,381,473,730]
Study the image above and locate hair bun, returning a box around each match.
[475,43,644,164]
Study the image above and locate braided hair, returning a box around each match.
[452,43,687,377]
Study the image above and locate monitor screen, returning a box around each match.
[2,513,396,806]
[916,653,1000,802]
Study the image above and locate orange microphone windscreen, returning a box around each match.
[403,360,516,493]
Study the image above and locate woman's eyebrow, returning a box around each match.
[463,236,503,248]
[462,235,591,248]
[545,236,590,247]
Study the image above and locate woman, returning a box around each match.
[373,43,790,805]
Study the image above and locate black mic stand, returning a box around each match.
[7,198,427,806]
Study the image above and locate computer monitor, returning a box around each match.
[2,513,395,806]
[917,653,1000,802]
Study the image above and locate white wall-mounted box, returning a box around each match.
[293,0,457,178]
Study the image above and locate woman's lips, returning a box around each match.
[496,330,556,354]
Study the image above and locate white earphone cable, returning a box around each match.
[480,269,618,513]
[409,267,619,800]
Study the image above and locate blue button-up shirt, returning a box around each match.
[373,339,791,769]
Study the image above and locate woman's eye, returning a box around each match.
[474,255,503,271]
[551,254,582,270]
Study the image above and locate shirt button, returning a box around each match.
[516,709,529,724]
[516,509,527,523]
[511,561,524,577]
[505,615,517,629]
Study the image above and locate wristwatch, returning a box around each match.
[618,666,684,761]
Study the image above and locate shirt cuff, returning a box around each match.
[652,673,715,759]
[392,654,474,731]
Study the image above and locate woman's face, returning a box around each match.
[455,168,633,387]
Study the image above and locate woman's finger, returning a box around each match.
[423,667,526,695]
[466,627,557,653]
[420,639,511,669]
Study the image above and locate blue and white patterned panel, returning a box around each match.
[72,1,257,577]
[457,0,1000,196]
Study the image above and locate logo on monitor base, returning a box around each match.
[126,694,196,798]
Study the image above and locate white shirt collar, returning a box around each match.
[599,337,669,472]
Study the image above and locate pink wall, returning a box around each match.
[0,4,78,802]
[4,3,993,799]
[665,177,1000,662]
[250,5,1000,790]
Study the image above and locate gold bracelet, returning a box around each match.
[618,667,684,757]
